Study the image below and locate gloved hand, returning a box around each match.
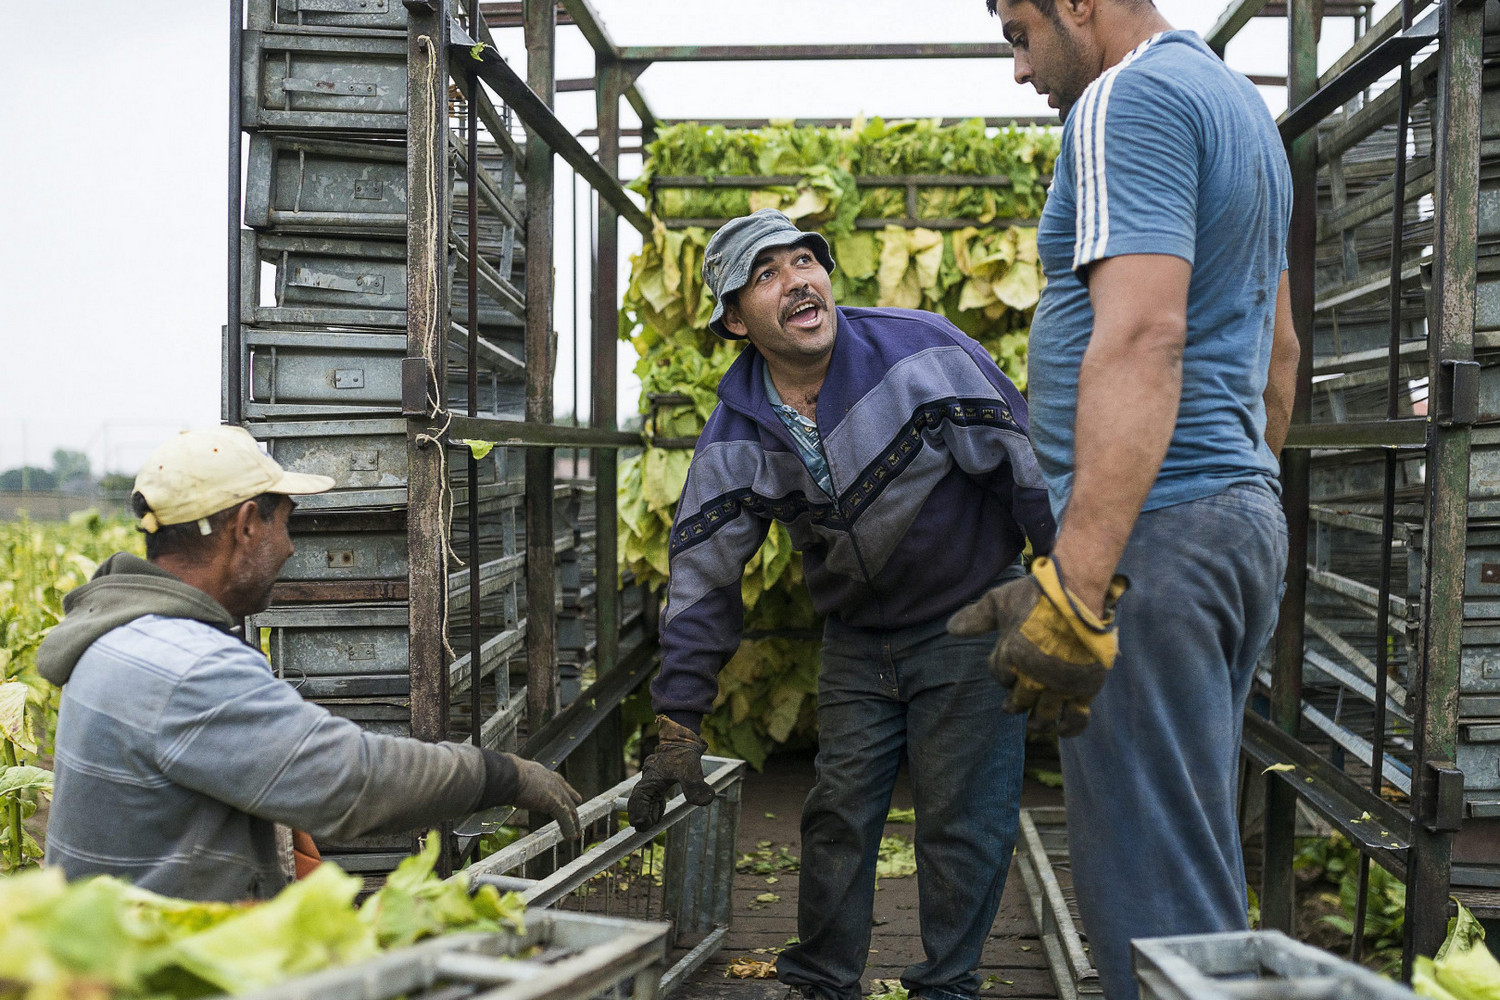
[947,556,1128,738]
[627,716,715,831]
[481,750,583,839]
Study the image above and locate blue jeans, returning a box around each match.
[777,612,1029,1000]
[1060,483,1288,1000]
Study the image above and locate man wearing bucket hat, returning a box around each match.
[38,425,581,901]
[626,209,1056,1000]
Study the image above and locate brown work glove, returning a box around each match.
[483,750,583,839]
[948,556,1129,738]
[627,716,714,831]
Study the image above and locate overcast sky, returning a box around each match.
[0,1,1388,477]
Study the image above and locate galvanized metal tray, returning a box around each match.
[1133,929,1418,1000]
[236,910,670,1000]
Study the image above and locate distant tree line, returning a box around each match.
[0,449,132,496]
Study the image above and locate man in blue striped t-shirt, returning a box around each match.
[950,1,1300,996]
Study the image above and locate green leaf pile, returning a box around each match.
[875,835,917,879]
[1415,903,1500,999]
[0,833,526,998]
[619,119,1057,768]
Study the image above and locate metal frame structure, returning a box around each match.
[1209,0,1489,973]
[467,756,747,996]
[226,0,1039,884]
[222,0,1499,981]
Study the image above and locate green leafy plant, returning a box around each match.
[1294,833,1405,973]
[0,510,143,868]
[620,120,1058,768]
[0,832,525,997]
[0,680,49,870]
[1414,902,1500,999]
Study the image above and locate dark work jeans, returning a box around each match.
[776,612,1028,1000]
[1060,483,1288,1000]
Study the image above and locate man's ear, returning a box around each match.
[1062,0,1095,25]
[722,300,749,339]
[227,500,260,551]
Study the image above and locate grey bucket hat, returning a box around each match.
[702,209,836,339]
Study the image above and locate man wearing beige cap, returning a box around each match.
[38,425,581,901]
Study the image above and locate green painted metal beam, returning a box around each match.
[450,22,651,235]
[447,414,641,450]
[1205,0,1269,56]
[1281,419,1428,449]
[615,42,1012,62]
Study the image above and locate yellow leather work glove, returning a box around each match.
[947,556,1129,738]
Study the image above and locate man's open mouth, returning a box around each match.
[784,299,823,329]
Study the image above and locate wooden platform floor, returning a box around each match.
[677,748,1067,1000]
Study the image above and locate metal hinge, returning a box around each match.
[1420,759,1464,832]
[1435,359,1480,427]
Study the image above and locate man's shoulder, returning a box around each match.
[1067,32,1224,130]
[837,306,976,355]
[89,615,257,681]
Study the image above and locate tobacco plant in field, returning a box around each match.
[0,510,142,869]
[619,119,1058,766]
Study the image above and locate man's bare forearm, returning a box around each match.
[1263,271,1299,456]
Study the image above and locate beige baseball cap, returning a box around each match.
[133,426,334,534]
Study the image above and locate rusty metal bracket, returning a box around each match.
[1421,760,1465,832]
[1435,359,1480,428]
[401,357,432,417]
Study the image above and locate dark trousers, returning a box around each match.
[1061,483,1288,999]
[777,614,1028,1000]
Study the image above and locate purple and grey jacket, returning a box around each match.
[653,306,1057,727]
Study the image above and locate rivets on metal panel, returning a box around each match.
[334,368,366,389]
[327,550,356,568]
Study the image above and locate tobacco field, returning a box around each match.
[0,511,143,872]
[617,118,1059,765]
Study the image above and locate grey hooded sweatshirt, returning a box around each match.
[39,553,505,901]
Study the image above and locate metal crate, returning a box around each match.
[466,756,747,998]
[256,603,411,699]
[241,232,408,329]
[248,0,409,34]
[237,910,670,1000]
[248,417,502,510]
[241,29,409,133]
[1132,930,1418,1000]
[1014,807,1101,999]
[246,134,408,237]
[238,328,522,420]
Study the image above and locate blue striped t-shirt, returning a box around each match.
[1027,30,1292,519]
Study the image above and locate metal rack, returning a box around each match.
[466,756,746,997]
[1206,0,1493,972]
[222,0,1052,887]
[226,0,653,880]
